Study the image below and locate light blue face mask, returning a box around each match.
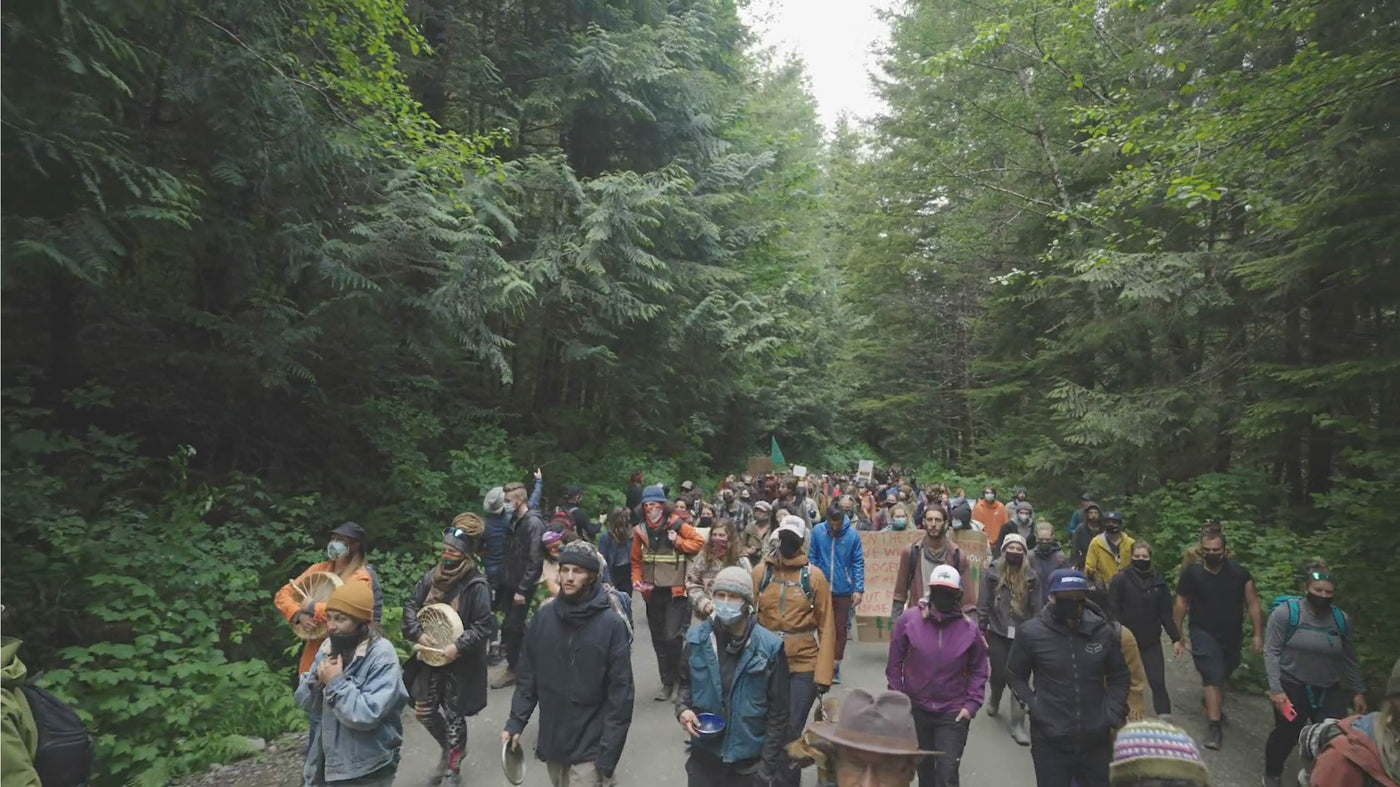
[892,518,909,530]
[327,540,350,561]
[713,599,745,625]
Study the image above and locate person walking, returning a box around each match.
[893,504,971,617]
[675,566,791,787]
[276,522,384,677]
[752,515,836,787]
[972,486,1009,549]
[1031,521,1070,592]
[741,500,775,564]
[887,564,988,787]
[978,533,1037,745]
[494,481,550,689]
[1007,569,1132,787]
[804,688,938,787]
[1172,529,1263,750]
[1300,659,1399,787]
[1070,501,1103,570]
[401,514,496,782]
[1107,540,1180,719]
[808,497,865,685]
[1261,561,1366,787]
[597,507,634,594]
[685,518,752,623]
[295,580,409,787]
[632,484,705,702]
[502,544,634,787]
[1084,512,1134,606]
[994,501,1036,557]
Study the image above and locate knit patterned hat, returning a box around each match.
[1110,721,1210,786]
[712,565,755,604]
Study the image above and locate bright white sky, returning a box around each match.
[740,0,894,130]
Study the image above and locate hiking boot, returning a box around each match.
[832,663,842,685]
[1204,722,1222,750]
[986,692,1001,717]
[1009,702,1030,746]
[654,684,674,702]
[1261,776,1282,787]
[490,667,516,689]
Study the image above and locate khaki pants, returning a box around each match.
[547,760,614,787]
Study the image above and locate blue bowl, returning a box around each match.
[696,712,726,737]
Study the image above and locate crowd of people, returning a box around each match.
[265,467,1395,787]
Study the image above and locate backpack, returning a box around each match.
[1269,594,1349,644]
[759,563,814,605]
[19,682,94,787]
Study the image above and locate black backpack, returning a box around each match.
[20,681,94,786]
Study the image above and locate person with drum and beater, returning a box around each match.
[403,513,497,783]
[275,522,384,677]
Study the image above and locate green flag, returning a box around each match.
[770,436,786,470]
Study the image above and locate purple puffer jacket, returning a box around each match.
[886,600,989,716]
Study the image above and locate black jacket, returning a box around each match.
[1006,601,1131,749]
[402,565,497,717]
[506,582,634,775]
[1107,569,1180,649]
[506,508,548,597]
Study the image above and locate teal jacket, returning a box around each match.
[679,618,789,770]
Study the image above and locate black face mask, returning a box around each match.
[1306,593,1333,613]
[777,536,801,559]
[329,624,367,660]
[699,516,713,527]
[1131,559,1152,574]
[929,589,960,614]
[1203,553,1224,568]
[1051,598,1085,625]
[1105,525,1122,535]
[1004,552,1024,567]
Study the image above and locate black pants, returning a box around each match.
[775,671,819,787]
[645,590,690,688]
[1265,679,1348,778]
[1030,734,1111,787]
[986,632,1012,710]
[610,565,632,595]
[685,748,766,787]
[911,707,969,787]
[1139,641,1171,715]
[501,599,529,670]
[411,667,466,751]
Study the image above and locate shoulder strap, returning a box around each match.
[800,565,813,603]
[1284,598,1303,643]
[759,563,774,594]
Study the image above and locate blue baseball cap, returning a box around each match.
[1048,569,1090,594]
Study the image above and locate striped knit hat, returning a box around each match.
[1110,721,1210,786]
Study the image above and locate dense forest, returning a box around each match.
[2,0,1396,782]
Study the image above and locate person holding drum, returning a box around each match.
[403,513,497,783]
[275,522,383,677]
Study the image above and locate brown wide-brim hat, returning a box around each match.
[809,689,941,758]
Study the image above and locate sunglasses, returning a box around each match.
[443,526,470,540]
[1308,570,1332,582]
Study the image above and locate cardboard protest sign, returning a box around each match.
[793,465,807,478]
[856,460,874,483]
[856,530,920,612]
[951,529,991,609]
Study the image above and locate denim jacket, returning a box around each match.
[295,636,409,785]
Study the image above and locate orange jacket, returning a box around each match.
[973,500,1009,546]
[273,561,376,675]
[1309,714,1399,787]
[630,515,705,597]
